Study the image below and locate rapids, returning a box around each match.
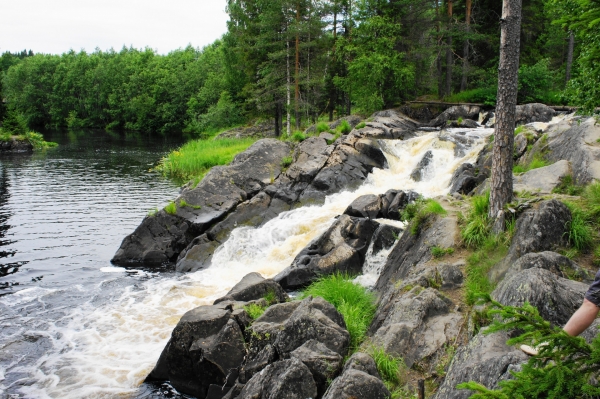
[0,127,493,398]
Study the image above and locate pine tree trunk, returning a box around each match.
[565,31,574,85]
[461,0,472,92]
[445,0,453,97]
[489,0,523,229]
[295,4,300,130]
[287,40,291,136]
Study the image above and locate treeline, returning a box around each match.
[1,0,598,134]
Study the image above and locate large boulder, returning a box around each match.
[489,200,571,283]
[322,353,390,399]
[213,272,288,305]
[343,190,419,220]
[513,160,572,194]
[112,139,292,267]
[411,150,434,181]
[505,251,592,282]
[146,304,246,399]
[246,296,349,359]
[285,137,333,183]
[0,138,33,153]
[274,215,378,289]
[235,358,318,399]
[449,163,480,195]
[427,105,482,128]
[372,224,403,255]
[370,287,463,368]
[514,103,556,125]
[432,330,528,399]
[492,268,587,326]
[289,340,344,397]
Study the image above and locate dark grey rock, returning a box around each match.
[147,305,246,399]
[513,160,572,194]
[0,139,33,153]
[372,224,403,255]
[285,137,332,183]
[342,352,381,378]
[236,358,318,399]
[445,119,480,128]
[411,150,434,182]
[322,368,390,399]
[239,344,277,384]
[274,215,378,289]
[449,163,478,195]
[344,194,383,219]
[489,200,571,283]
[492,268,587,326]
[370,288,462,367]
[432,330,528,399]
[507,251,592,282]
[438,264,464,289]
[175,234,221,273]
[290,339,343,396]
[427,105,482,128]
[213,272,288,305]
[514,103,556,125]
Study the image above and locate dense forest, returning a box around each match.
[0,0,598,135]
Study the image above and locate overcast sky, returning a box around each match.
[0,0,229,55]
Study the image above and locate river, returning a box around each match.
[0,126,492,398]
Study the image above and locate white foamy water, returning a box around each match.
[0,128,493,398]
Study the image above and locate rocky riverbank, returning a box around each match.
[116,103,600,398]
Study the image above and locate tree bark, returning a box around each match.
[489,0,523,228]
[460,0,472,92]
[287,39,291,136]
[565,31,574,85]
[445,0,453,97]
[295,4,300,130]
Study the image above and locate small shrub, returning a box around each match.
[594,245,600,265]
[431,246,455,258]
[281,156,293,169]
[147,208,159,217]
[355,122,366,129]
[165,201,177,215]
[338,120,352,134]
[263,290,277,305]
[301,273,376,350]
[316,122,330,134]
[564,201,594,251]
[457,116,464,124]
[291,131,307,142]
[244,303,267,320]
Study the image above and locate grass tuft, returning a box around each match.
[280,156,293,169]
[316,122,329,134]
[401,198,447,235]
[461,192,491,248]
[155,138,256,183]
[244,303,267,320]
[301,273,376,350]
[553,175,584,196]
[355,122,366,129]
[563,201,594,251]
[368,346,406,386]
[431,246,455,258]
[338,120,352,134]
[291,131,307,142]
[165,201,177,215]
[465,237,509,305]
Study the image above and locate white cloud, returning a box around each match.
[0,0,229,54]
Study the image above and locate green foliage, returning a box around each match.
[518,59,553,104]
[400,198,447,235]
[368,346,406,386]
[326,132,342,145]
[316,122,329,134]
[178,199,202,210]
[431,246,455,259]
[446,87,498,106]
[461,192,491,248]
[514,125,525,135]
[291,131,307,142]
[185,91,244,135]
[23,131,58,150]
[244,303,267,320]
[1,111,28,135]
[355,122,366,129]
[458,297,600,399]
[552,175,584,196]
[337,120,352,134]
[154,137,256,184]
[280,156,293,169]
[164,201,177,215]
[514,154,549,174]
[301,273,376,350]
[464,238,508,305]
[563,201,594,251]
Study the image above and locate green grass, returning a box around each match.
[280,156,293,169]
[514,125,526,135]
[326,132,341,145]
[337,120,352,134]
[291,131,307,142]
[445,87,497,106]
[465,237,509,305]
[301,274,376,350]
[244,303,267,320]
[461,192,491,248]
[400,198,447,235]
[552,175,584,196]
[165,201,177,215]
[356,122,366,129]
[563,201,594,251]
[513,154,550,174]
[154,137,256,183]
[178,199,202,209]
[369,346,406,385]
[0,130,58,150]
[431,246,455,258]
[316,122,329,134]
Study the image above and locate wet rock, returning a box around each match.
[236,358,318,399]
[411,150,434,181]
[370,288,463,367]
[427,105,482,128]
[492,268,587,326]
[112,139,292,267]
[0,139,33,153]
[489,200,571,283]
[175,234,221,273]
[445,119,480,129]
[285,137,332,183]
[372,224,403,255]
[432,330,528,399]
[506,251,592,282]
[147,305,246,399]
[274,215,378,289]
[449,163,479,195]
[213,273,288,305]
[323,366,390,399]
[480,111,495,128]
[514,103,556,125]
[513,160,572,194]
[246,296,349,359]
[344,194,383,219]
[290,339,343,396]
